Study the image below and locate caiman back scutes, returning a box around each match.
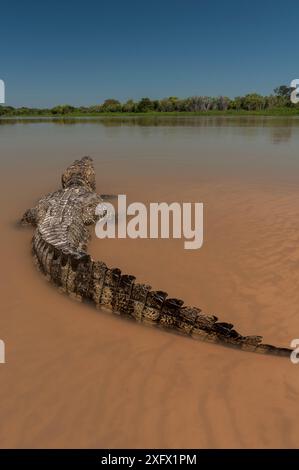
[21,156,292,357]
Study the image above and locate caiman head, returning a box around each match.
[61,156,96,191]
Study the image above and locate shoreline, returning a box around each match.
[1,109,299,119]
[0,109,299,121]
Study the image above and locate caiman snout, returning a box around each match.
[61,156,96,191]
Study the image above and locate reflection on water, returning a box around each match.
[1,115,298,144]
[1,116,299,185]
[1,115,299,126]
[271,126,293,144]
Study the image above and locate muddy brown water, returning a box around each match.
[0,116,299,448]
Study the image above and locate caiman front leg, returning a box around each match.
[20,191,56,226]
[20,207,38,226]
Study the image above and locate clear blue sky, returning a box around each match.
[1,0,298,107]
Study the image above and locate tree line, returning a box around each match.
[0,85,297,116]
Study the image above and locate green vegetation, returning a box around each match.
[1,85,298,117]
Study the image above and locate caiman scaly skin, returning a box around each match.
[21,157,292,357]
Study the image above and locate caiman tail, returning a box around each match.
[21,157,292,357]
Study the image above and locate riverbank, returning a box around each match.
[1,108,299,119]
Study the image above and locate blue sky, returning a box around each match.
[1,0,298,107]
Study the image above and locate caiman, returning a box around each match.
[21,156,291,356]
